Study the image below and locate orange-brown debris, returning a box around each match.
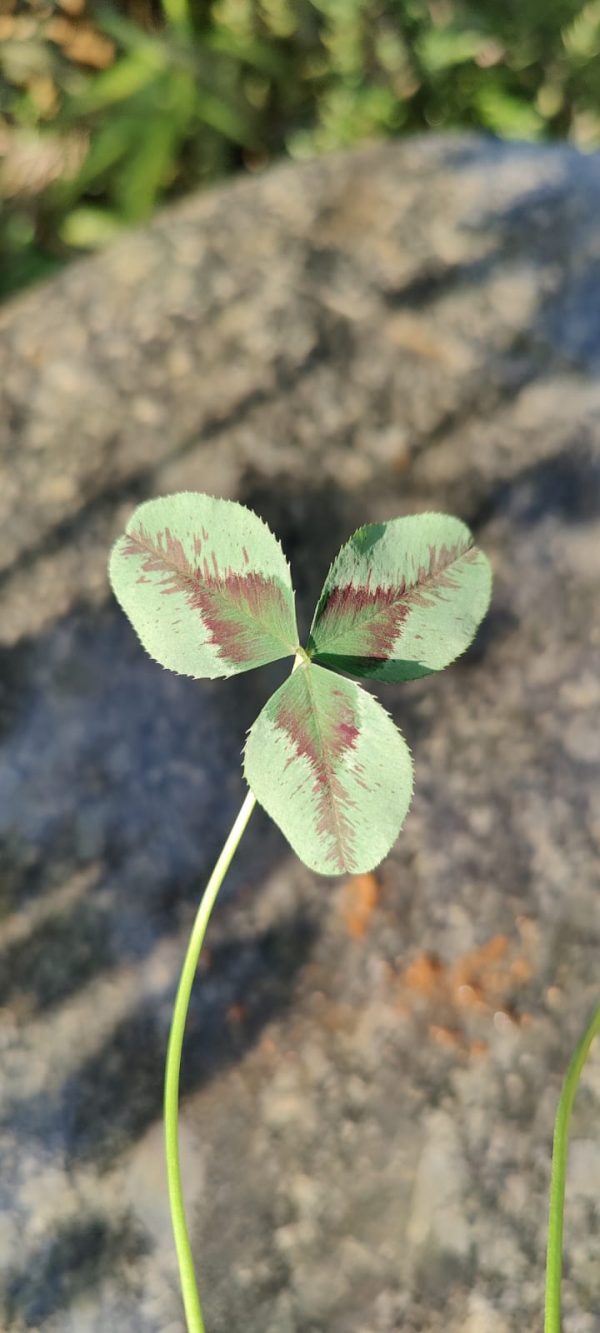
[396,928,537,1055]
[341,872,379,938]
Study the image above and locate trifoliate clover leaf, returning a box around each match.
[110,496,491,874]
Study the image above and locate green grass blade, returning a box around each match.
[545,1005,600,1333]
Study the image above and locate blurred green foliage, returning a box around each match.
[1,0,599,299]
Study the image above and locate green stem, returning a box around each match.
[162,0,192,35]
[164,789,257,1333]
[545,1003,600,1333]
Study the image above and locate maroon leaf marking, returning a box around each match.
[124,526,189,587]
[194,570,292,666]
[124,524,293,668]
[315,539,475,659]
[315,584,410,659]
[274,671,362,872]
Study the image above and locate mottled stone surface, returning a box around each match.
[1,133,600,1332]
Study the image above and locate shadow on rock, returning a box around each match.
[4,1214,148,1329]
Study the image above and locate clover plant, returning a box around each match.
[109,491,591,1333]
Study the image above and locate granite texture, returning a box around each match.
[1,133,600,1332]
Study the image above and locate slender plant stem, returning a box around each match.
[545,1003,600,1333]
[164,789,257,1333]
[162,0,192,34]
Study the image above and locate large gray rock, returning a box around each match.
[1,133,600,1332]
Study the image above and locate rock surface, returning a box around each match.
[1,133,600,1332]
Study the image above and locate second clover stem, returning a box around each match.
[164,788,257,1333]
[545,1003,600,1333]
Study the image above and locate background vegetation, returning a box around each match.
[1,0,599,300]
